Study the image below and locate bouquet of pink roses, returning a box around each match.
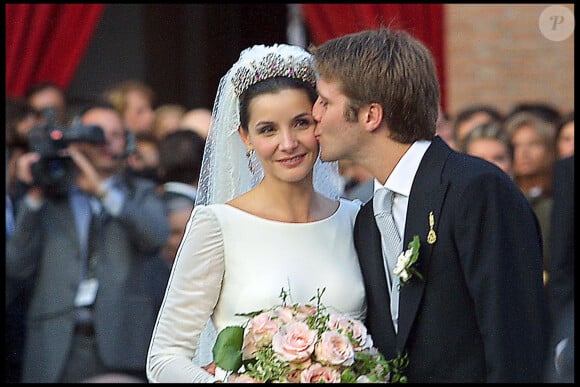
[212,288,408,383]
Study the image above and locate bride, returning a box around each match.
[146,44,366,383]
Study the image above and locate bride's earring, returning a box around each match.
[246,149,255,174]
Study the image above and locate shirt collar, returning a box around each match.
[374,140,431,197]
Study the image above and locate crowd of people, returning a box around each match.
[5,27,574,383]
[5,81,210,383]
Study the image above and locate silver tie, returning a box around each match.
[373,187,402,332]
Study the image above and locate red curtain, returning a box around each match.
[5,4,105,99]
[300,4,446,110]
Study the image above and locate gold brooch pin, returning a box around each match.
[427,211,437,244]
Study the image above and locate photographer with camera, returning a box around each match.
[6,101,170,383]
[25,81,68,126]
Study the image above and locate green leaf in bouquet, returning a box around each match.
[212,326,244,372]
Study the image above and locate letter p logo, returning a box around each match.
[539,5,575,42]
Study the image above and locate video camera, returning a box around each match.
[28,108,106,197]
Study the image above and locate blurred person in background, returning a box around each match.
[340,159,374,203]
[157,129,205,203]
[5,98,41,383]
[159,192,195,268]
[505,111,557,286]
[555,111,574,159]
[178,107,212,139]
[25,81,68,125]
[102,79,157,136]
[6,98,41,201]
[435,105,455,150]
[452,104,503,152]
[506,102,561,129]
[461,121,513,178]
[6,98,40,148]
[152,103,186,140]
[157,129,205,267]
[6,101,169,383]
[126,132,161,184]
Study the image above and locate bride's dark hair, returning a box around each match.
[239,77,318,131]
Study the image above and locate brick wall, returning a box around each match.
[445,4,574,117]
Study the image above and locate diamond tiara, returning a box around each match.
[231,50,317,96]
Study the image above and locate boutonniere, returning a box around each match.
[393,235,423,288]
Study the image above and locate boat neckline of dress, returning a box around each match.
[214,198,347,225]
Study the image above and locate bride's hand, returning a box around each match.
[203,362,217,376]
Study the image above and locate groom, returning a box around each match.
[311,28,549,382]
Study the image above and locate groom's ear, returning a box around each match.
[360,102,383,133]
[238,126,252,148]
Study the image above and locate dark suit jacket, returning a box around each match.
[546,155,574,382]
[354,136,549,382]
[6,175,170,383]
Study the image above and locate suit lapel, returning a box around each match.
[356,203,397,343]
[357,203,391,301]
[396,136,451,350]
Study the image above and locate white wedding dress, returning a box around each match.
[146,198,366,383]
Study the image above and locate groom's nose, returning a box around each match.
[312,98,322,122]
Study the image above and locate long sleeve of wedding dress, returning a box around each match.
[147,205,224,383]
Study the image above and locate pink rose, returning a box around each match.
[314,330,355,366]
[299,363,341,383]
[276,305,317,325]
[242,312,280,359]
[228,373,261,383]
[276,307,295,325]
[327,314,373,350]
[294,304,317,321]
[285,367,304,383]
[271,321,317,363]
